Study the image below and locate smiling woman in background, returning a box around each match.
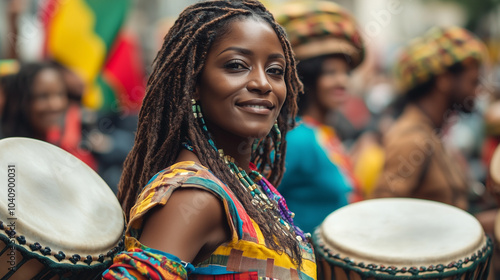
[1,62,97,169]
[1,62,68,140]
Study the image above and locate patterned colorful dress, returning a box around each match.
[279,116,361,233]
[102,161,316,280]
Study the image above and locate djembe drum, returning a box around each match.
[0,138,125,279]
[313,198,492,280]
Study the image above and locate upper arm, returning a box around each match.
[138,187,230,263]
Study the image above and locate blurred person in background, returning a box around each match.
[0,76,10,138]
[1,61,98,169]
[0,74,20,139]
[476,99,500,234]
[483,100,500,168]
[2,62,68,139]
[276,1,365,234]
[0,60,20,139]
[371,26,487,211]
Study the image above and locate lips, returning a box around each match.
[236,99,275,115]
[330,87,347,96]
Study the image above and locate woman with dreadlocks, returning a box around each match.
[102,1,316,279]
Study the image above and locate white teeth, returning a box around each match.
[243,105,268,109]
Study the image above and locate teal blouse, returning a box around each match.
[279,119,353,233]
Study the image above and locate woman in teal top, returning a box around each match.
[276,1,365,233]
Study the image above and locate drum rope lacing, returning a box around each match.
[0,220,125,266]
[313,228,493,278]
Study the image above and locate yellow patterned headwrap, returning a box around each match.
[275,1,365,68]
[395,26,487,93]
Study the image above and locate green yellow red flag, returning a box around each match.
[41,0,139,112]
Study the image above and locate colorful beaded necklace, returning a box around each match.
[187,99,306,241]
[183,141,306,242]
[220,150,306,242]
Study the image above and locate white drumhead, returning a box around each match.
[491,145,500,184]
[320,198,485,266]
[0,138,124,255]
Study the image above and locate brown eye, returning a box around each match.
[224,60,247,70]
[267,66,284,76]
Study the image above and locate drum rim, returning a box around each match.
[313,228,493,279]
[0,222,124,267]
[319,198,485,265]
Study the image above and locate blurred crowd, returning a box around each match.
[1,0,500,266]
[0,0,143,193]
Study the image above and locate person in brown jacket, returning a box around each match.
[372,26,487,210]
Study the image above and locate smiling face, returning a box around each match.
[29,68,68,136]
[196,18,287,144]
[315,56,350,111]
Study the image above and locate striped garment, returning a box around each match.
[103,161,316,280]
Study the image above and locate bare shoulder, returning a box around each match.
[139,187,230,263]
[176,149,203,165]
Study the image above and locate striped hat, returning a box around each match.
[395,26,487,93]
[275,1,365,68]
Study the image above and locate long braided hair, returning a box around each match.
[118,0,303,265]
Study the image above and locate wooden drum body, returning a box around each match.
[313,198,492,280]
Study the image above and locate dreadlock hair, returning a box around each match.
[1,62,65,138]
[118,0,303,266]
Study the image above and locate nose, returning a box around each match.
[338,72,349,87]
[48,93,68,112]
[247,67,272,95]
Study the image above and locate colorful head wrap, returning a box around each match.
[275,1,365,68]
[395,26,487,93]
